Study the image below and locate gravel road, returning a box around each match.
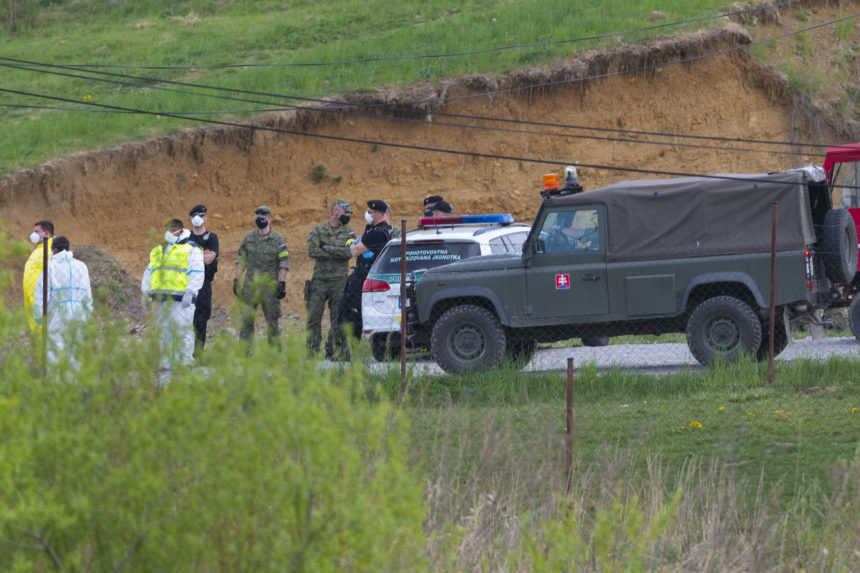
[366,336,860,376]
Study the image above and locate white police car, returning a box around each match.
[362,214,530,361]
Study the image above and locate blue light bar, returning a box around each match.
[418,213,514,227]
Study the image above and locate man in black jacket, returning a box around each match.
[328,199,393,360]
[183,204,219,357]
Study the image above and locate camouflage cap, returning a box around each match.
[255,205,272,216]
[333,199,352,213]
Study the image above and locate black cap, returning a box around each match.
[423,195,444,206]
[52,236,70,252]
[367,199,389,213]
[189,204,207,216]
[167,218,183,231]
[434,201,453,214]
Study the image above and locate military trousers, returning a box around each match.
[305,276,347,354]
[238,282,281,344]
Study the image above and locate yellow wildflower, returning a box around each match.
[689,421,703,429]
[851,407,857,415]
[747,411,756,417]
[718,406,725,411]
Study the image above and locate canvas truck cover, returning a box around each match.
[550,170,818,262]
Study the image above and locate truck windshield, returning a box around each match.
[837,161,860,207]
[374,241,481,274]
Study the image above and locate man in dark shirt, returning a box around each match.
[328,199,393,360]
[183,204,219,356]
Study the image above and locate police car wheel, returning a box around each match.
[581,335,609,347]
[371,333,401,362]
[432,304,506,374]
[505,336,536,367]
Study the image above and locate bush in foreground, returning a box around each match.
[0,325,426,571]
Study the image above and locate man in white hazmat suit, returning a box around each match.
[32,236,93,367]
[141,219,204,373]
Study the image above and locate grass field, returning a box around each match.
[375,358,860,569]
[1,0,751,175]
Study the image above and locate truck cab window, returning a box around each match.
[537,208,600,254]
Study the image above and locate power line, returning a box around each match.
[58,1,802,70]
[3,86,856,190]
[2,13,856,151]
[0,103,295,115]
[0,90,825,159]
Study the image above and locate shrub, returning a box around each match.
[311,163,327,183]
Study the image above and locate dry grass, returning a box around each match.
[414,400,860,571]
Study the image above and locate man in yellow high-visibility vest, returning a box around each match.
[23,220,54,331]
[141,219,204,376]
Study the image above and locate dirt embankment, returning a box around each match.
[1,12,857,323]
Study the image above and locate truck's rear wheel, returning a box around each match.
[756,306,790,361]
[431,305,506,374]
[686,296,762,365]
[849,296,860,342]
[820,208,858,284]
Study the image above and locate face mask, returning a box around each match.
[364,211,374,225]
[164,230,178,244]
[255,216,268,229]
[191,215,204,228]
[338,214,351,225]
[29,231,41,244]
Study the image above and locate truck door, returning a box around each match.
[524,205,608,320]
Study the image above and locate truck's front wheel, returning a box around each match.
[686,296,762,365]
[432,305,506,374]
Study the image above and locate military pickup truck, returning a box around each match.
[406,167,858,373]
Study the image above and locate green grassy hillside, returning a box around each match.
[1,0,741,174]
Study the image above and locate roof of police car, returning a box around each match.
[389,222,530,243]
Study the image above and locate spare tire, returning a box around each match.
[820,208,858,284]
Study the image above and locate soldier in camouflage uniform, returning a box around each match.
[306,199,355,354]
[234,205,289,345]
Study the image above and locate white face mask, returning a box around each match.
[164,230,179,245]
[191,215,205,228]
[364,211,374,225]
[29,231,41,244]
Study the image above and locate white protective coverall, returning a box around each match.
[141,230,205,369]
[32,249,93,365]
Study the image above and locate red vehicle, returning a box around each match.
[823,142,860,337]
